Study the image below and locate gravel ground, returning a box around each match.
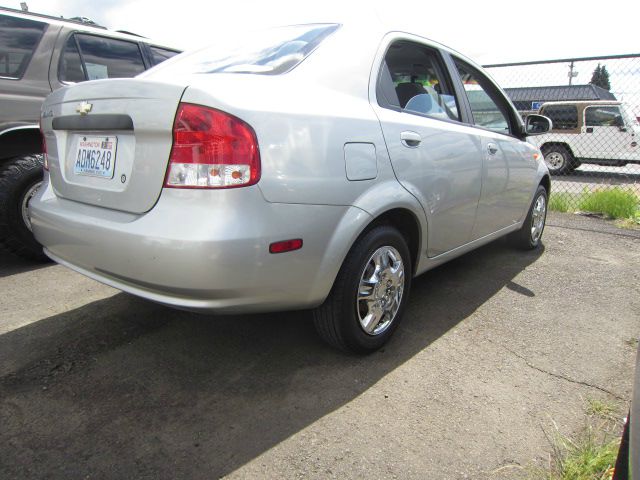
[1,212,639,479]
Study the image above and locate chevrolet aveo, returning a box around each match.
[31,23,552,353]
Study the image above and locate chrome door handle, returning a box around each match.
[400,131,422,148]
[487,143,498,155]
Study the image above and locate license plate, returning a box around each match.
[73,136,117,178]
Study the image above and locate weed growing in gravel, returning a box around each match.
[586,398,619,422]
[625,337,639,349]
[530,423,618,480]
[528,398,625,480]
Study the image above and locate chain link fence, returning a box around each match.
[485,54,640,214]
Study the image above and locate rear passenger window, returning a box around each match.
[60,34,147,83]
[149,46,179,65]
[0,15,46,79]
[59,36,85,83]
[377,41,460,121]
[454,59,511,134]
[72,34,146,81]
[541,105,578,130]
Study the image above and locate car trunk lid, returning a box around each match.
[42,79,186,214]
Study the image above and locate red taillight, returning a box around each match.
[165,103,260,189]
[41,128,49,171]
[269,239,303,254]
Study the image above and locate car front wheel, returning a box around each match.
[510,184,548,250]
[313,225,412,353]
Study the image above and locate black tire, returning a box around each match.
[0,154,48,261]
[541,144,579,175]
[510,185,548,250]
[313,225,412,353]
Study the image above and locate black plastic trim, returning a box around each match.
[52,114,133,131]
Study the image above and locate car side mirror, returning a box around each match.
[525,114,552,135]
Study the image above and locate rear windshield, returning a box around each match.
[144,24,340,77]
[0,15,47,79]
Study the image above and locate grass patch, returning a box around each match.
[577,188,639,220]
[549,192,575,213]
[547,188,640,223]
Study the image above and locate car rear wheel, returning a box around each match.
[0,154,48,261]
[313,225,412,353]
[541,145,578,175]
[510,185,548,250]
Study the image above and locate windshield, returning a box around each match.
[622,104,640,126]
[144,24,340,77]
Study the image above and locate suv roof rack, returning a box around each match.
[0,6,107,29]
[114,30,147,38]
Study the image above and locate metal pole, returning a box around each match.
[569,61,574,86]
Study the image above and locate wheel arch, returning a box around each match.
[540,174,551,195]
[0,125,42,162]
[355,207,422,275]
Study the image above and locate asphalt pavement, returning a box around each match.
[1,212,639,479]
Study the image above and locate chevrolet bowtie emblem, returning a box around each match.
[76,101,93,115]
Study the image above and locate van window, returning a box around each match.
[0,15,47,79]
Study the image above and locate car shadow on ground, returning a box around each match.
[0,239,543,479]
[0,251,52,278]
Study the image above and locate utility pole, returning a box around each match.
[568,61,578,85]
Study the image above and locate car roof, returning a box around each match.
[0,6,178,50]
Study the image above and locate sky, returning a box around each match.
[5,0,640,113]
[8,0,640,64]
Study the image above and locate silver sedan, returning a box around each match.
[31,23,551,353]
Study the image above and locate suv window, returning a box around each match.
[585,105,622,127]
[59,36,85,82]
[60,33,146,82]
[377,41,460,121]
[149,46,179,65]
[454,59,511,134]
[0,15,47,79]
[541,105,578,130]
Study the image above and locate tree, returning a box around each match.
[590,63,611,91]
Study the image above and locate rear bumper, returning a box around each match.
[31,181,368,313]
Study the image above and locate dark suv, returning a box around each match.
[0,7,180,259]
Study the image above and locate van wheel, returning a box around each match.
[541,145,578,175]
[0,155,48,261]
[313,225,412,353]
[510,185,548,250]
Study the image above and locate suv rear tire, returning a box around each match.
[0,154,48,261]
[541,144,579,175]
